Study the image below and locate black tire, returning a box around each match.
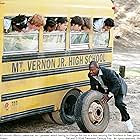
[52,89,81,125]
[74,90,110,133]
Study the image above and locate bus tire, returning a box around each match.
[42,113,55,124]
[74,90,110,133]
[52,89,81,125]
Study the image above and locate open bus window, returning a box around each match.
[4,14,45,33]
[3,15,43,54]
[70,16,90,49]
[93,18,110,48]
[92,18,112,48]
[4,32,39,54]
[43,31,66,51]
[43,17,67,51]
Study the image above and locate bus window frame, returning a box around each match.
[92,17,111,49]
[92,30,111,48]
[43,31,66,52]
[70,31,89,50]
[3,31,39,55]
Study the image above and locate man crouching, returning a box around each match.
[88,61,134,132]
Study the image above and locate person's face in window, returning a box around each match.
[28,23,41,31]
[71,24,81,31]
[89,65,99,76]
[58,22,68,31]
[47,25,57,32]
[82,26,90,32]
[103,26,112,32]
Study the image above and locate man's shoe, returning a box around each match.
[125,119,134,132]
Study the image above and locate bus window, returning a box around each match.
[93,18,114,48]
[93,30,110,48]
[70,16,89,50]
[3,15,43,54]
[43,17,67,51]
[70,32,89,49]
[4,32,39,54]
[43,31,66,51]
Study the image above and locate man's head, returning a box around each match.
[81,17,91,32]
[28,14,46,31]
[56,17,68,31]
[44,18,57,32]
[71,16,84,31]
[103,18,114,31]
[11,15,28,32]
[89,61,99,76]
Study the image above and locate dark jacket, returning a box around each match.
[88,66,127,96]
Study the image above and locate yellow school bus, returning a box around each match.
[0,0,114,132]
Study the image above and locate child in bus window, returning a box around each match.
[93,18,114,48]
[44,18,57,32]
[11,15,28,32]
[27,14,46,32]
[93,18,114,32]
[81,17,91,32]
[11,14,45,32]
[56,17,68,31]
[71,16,84,31]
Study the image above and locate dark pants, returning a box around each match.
[114,94,130,121]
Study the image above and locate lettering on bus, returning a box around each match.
[27,59,56,71]
[57,57,66,68]
[85,53,105,64]
[69,56,84,66]
[11,53,106,73]
[68,53,105,66]
[12,62,24,73]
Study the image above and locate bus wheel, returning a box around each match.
[42,112,55,124]
[52,89,81,125]
[74,90,110,133]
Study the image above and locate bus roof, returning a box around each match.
[2,0,114,17]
